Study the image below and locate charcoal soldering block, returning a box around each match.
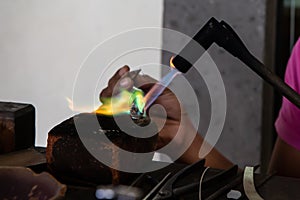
[0,102,35,153]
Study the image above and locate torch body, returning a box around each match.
[172,17,300,109]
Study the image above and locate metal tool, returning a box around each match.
[142,172,172,200]
[144,160,240,199]
[204,165,259,200]
[148,159,205,200]
[172,17,300,109]
[205,172,243,200]
[172,164,238,197]
[127,69,142,80]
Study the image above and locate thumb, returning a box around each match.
[118,77,134,90]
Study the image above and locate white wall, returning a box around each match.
[0,0,163,146]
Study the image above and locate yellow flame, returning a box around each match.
[66,89,145,116]
[95,89,145,116]
[170,56,175,68]
[66,97,74,110]
[67,58,175,115]
[66,97,97,113]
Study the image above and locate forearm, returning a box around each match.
[168,117,233,169]
[179,132,233,169]
[269,137,300,178]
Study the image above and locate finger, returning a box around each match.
[119,77,134,90]
[100,67,147,101]
[111,70,135,94]
[99,87,111,102]
[108,65,130,88]
[102,73,156,101]
[99,66,130,102]
[100,77,134,103]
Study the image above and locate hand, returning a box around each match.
[100,66,184,148]
[100,66,233,168]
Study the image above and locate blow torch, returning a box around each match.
[143,17,300,111]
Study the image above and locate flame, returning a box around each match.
[142,56,179,110]
[67,57,176,115]
[66,97,97,112]
[66,90,145,116]
[66,97,74,110]
[95,88,145,116]
[170,56,175,68]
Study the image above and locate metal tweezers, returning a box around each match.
[143,159,240,200]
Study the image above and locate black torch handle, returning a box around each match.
[216,20,300,109]
[173,17,300,109]
[238,50,300,109]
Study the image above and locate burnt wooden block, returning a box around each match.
[0,102,35,154]
[46,113,158,185]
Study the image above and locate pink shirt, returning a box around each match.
[275,38,300,150]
